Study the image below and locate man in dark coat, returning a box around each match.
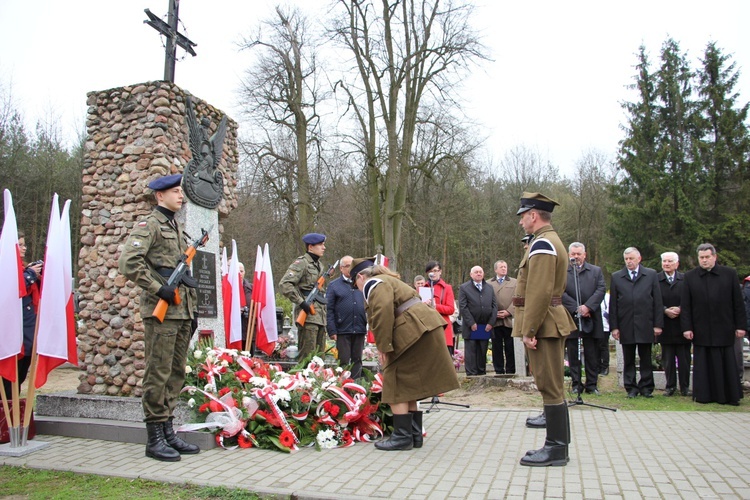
[609,247,663,398]
[326,256,367,379]
[459,266,497,376]
[680,243,745,405]
[562,242,606,395]
[657,251,690,397]
[512,192,576,467]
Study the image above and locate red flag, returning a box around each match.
[251,245,262,303]
[35,195,77,388]
[0,189,25,381]
[375,253,389,268]
[255,244,278,355]
[221,247,231,344]
[225,240,243,350]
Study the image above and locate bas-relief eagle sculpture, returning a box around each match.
[182,96,228,209]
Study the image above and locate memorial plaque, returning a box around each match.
[195,249,217,318]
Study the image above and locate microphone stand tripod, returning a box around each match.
[567,259,616,413]
[420,273,470,413]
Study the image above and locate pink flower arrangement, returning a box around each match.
[452,349,464,372]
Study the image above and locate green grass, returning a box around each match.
[0,466,261,500]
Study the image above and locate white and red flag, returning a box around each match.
[374,253,389,268]
[0,189,25,382]
[35,194,77,388]
[255,243,278,355]
[221,246,231,345]
[225,240,243,350]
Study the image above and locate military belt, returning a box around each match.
[512,296,562,307]
[395,297,421,317]
[155,267,174,278]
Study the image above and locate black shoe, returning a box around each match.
[526,412,546,429]
[664,388,676,397]
[145,422,180,462]
[680,388,691,397]
[585,389,601,395]
[600,367,609,376]
[641,391,653,398]
[375,414,414,451]
[163,418,200,455]
[410,411,423,449]
[627,390,639,398]
[520,404,569,467]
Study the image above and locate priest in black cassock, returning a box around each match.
[680,243,745,406]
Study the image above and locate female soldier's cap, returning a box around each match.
[350,257,375,277]
[147,174,182,191]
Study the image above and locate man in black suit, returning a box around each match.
[609,247,663,398]
[562,242,606,395]
[681,243,745,405]
[458,266,497,376]
[657,251,691,396]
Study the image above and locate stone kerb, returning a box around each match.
[77,81,238,397]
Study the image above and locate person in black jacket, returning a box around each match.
[609,247,663,398]
[681,243,745,405]
[326,256,367,378]
[657,252,690,396]
[458,266,497,376]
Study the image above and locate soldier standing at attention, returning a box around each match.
[279,233,328,360]
[119,173,200,462]
[512,192,576,467]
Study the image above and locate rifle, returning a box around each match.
[152,227,211,323]
[295,260,339,327]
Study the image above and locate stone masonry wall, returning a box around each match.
[77,81,238,396]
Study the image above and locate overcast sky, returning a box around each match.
[1,0,748,177]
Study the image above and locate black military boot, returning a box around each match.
[520,403,569,467]
[525,411,546,428]
[410,411,423,448]
[145,422,180,462]
[163,418,200,455]
[375,413,414,451]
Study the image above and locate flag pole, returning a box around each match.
[0,376,12,429]
[246,299,259,354]
[21,311,43,441]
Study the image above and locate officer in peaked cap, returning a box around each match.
[119,172,199,462]
[147,173,183,192]
[511,191,576,467]
[279,232,329,360]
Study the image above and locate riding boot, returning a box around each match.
[163,417,200,455]
[375,413,414,451]
[410,411,423,448]
[520,403,569,466]
[525,411,546,428]
[145,422,180,462]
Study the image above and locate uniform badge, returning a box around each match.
[132,240,142,247]
[137,221,147,227]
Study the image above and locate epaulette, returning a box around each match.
[529,238,556,258]
[362,278,383,303]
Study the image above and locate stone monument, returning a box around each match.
[76,81,238,397]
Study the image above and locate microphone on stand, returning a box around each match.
[428,272,435,304]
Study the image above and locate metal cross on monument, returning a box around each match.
[144,0,197,83]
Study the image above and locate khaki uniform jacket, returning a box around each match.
[119,210,196,320]
[278,253,327,326]
[488,276,517,328]
[512,225,575,339]
[363,274,445,361]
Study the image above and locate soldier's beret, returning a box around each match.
[350,257,375,277]
[302,233,326,245]
[517,192,560,215]
[147,174,182,192]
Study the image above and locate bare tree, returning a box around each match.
[330,0,487,269]
[238,6,324,241]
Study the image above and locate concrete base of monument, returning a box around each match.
[0,439,51,457]
[34,391,216,450]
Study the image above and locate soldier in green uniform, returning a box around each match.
[512,192,576,467]
[279,233,328,360]
[119,174,200,462]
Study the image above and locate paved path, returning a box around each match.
[3,406,749,499]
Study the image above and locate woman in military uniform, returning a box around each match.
[350,258,459,451]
